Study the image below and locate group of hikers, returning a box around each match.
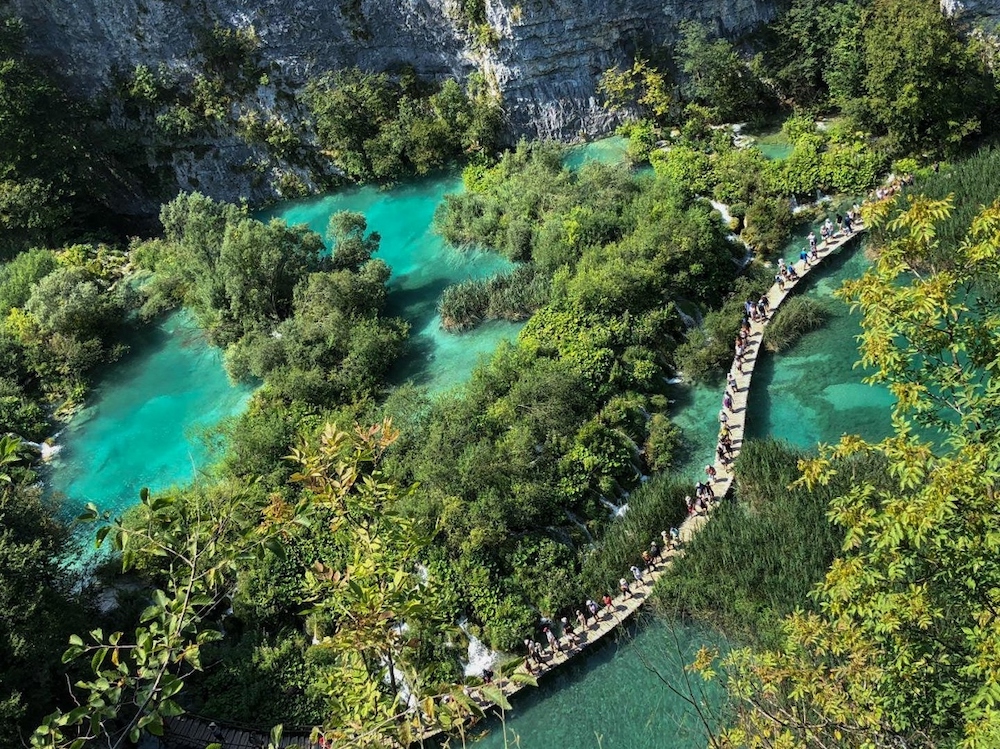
[505,200,876,686]
[519,530,683,674]
[872,173,914,202]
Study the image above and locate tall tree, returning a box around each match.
[702,196,1000,748]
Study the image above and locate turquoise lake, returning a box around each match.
[44,138,635,520]
[474,617,727,749]
[43,137,897,748]
[45,310,255,520]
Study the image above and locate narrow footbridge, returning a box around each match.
[164,222,866,749]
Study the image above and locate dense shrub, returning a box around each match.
[763,296,831,352]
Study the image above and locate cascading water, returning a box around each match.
[459,620,501,679]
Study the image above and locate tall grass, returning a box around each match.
[901,146,1000,248]
[581,473,689,597]
[763,296,831,353]
[438,265,550,331]
[654,439,890,647]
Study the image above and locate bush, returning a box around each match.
[743,196,795,257]
[763,296,831,352]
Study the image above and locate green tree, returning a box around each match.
[704,196,1000,748]
[674,21,771,123]
[853,0,995,154]
[0,439,85,747]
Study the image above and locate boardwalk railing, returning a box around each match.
[163,223,866,749]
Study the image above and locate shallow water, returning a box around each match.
[261,174,524,392]
[45,310,254,519]
[669,237,893,485]
[473,618,726,749]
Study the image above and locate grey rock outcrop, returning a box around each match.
[8,0,780,209]
[11,0,778,139]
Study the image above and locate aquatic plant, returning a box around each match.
[762,296,831,352]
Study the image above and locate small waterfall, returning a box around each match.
[600,497,629,519]
[19,439,62,462]
[708,200,733,225]
[664,376,683,385]
[459,620,501,678]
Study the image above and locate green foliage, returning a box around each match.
[39,423,478,749]
[599,60,674,123]
[674,21,773,123]
[657,440,880,648]
[305,69,502,181]
[851,0,997,155]
[438,265,550,331]
[0,249,57,313]
[580,474,688,595]
[0,463,87,747]
[743,196,795,257]
[0,19,86,256]
[674,268,772,381]
[756,0,868,108]
[710,196,1000,748]
[643,413,681,472]
[649,146,711,198]
[763,296,831,352]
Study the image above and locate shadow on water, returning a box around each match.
[467,616,728,749]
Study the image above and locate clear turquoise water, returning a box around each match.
[45,310,255,519]
[669,238,893,485]
[756,142,793,161]
[474,618,726,749]
[564,135,630,169]
[261,174,523,392]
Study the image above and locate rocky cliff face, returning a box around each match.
[9,0,780,209]
[12,0,779,139]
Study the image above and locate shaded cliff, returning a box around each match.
[7,0,782,211]
[11,0,781,139]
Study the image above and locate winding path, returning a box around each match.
[163,222,865,749]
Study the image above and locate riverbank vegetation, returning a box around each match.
[761,296,831,352]
[7,0,1000,745]
[692,193,1000,749]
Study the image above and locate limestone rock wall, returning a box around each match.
[11,0,779,139]
[8,0,781,210]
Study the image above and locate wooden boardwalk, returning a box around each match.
[164,222,865,749]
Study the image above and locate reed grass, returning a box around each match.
[581,474,689,597]
[654,439,890,647]
[763,296,831,353]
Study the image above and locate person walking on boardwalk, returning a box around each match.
[619,577,633,598]
[586,598,599,625]
[705,463,718,481]
[544,625,561,653]
[576,609,587,634]
[661,529,671,551]
[719,408,729,427]
[685,494,695,514]
[630,564,644,585]
[727,371,738,392]
[799,247,810,266]
[808,230,816,253]
[723,391,734,412]
[560,616,576,647]
[649,540,660,563]
[602,592,614,616]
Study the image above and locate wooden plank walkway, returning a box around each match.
[164,220,866,749]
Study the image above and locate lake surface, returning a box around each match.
[474,617,726,749]
[45,310,255,520]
